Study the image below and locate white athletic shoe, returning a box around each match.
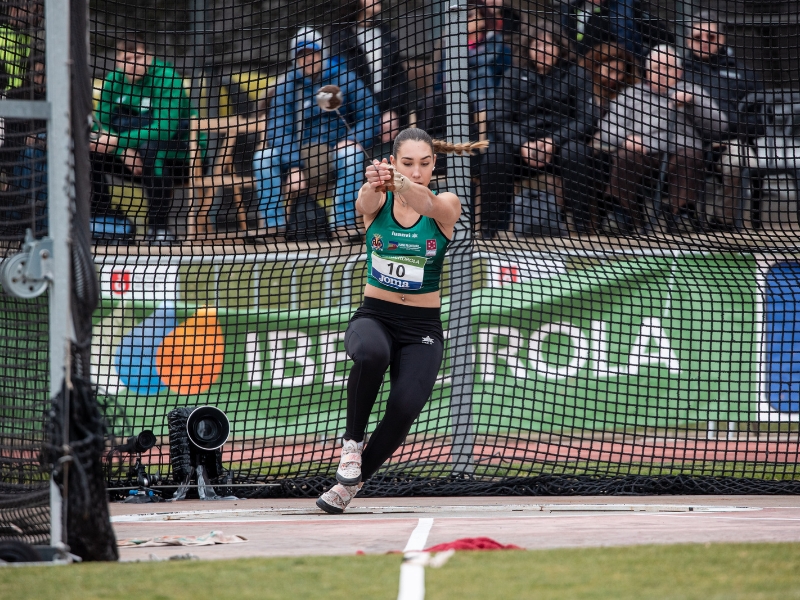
[316,482,361,514]
[335,439,364,485]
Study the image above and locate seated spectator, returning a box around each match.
[417,1,511,137]
[331,0,411,143]
[595,45,727,232]
[682,10,764,227]
[90,36,195,244]
[559,41,641,232]
[253,27,380,240]
[481,21,599,237]
[560,0,672,57]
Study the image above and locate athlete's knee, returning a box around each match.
[345,327,391,369]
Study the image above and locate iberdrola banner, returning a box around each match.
[89,252,795,439]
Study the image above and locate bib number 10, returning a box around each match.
[386,263,406,278]
[371,253,426,290]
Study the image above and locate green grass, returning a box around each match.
[2,543,800,599]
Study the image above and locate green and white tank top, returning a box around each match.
[365,191,450,294]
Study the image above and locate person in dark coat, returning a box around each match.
[331,0,411,144]
[559,41,641,232]
[682,10,764,226]
[481,21,600,237]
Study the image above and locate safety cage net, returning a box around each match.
[0,0,51,544]
[3,0,800,520]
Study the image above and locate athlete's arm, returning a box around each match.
[393,179,461,230]
[356,159,392,217]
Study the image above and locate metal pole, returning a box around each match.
[45,0,74,549]
[443,0,475,475]
[190,0,207,106]
[675,1,689,55]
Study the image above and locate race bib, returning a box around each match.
[371,253,427,290]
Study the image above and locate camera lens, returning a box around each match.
[185,406,230,450]
[194,418,218,443]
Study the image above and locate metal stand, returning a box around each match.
[46,0,75,554]
[444,0,476,475]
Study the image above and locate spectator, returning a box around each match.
[479,0,522,39]
[682,10,764,226]
[331,0,412,144]
[417,1,512,138]
[562,41,640,232]
[481,21,599,237]
[596,45,727,232]
[90,36,196,244]
[0,0,38,93]
[253,28,380,240]
[466,1,512,113]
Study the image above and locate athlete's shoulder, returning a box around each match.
[435,191,460,206]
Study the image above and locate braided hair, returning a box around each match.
[392,127,488,157]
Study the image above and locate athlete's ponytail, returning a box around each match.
[392,127,488,157]
[432,139,489,155]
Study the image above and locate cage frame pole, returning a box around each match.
[443,0,476,475]
[45,0,74,550]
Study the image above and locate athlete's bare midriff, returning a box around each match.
[363,283,442,308]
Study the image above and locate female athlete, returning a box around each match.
[317,128,487,513]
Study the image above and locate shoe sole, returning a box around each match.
[316,497,344,514]
[336,471,362,486]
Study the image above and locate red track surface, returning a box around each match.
[124,438,800,477]
[200,438,800,466]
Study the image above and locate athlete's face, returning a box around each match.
[391,140,435,188]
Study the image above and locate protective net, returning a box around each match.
[0,0,51,543]
[83,0,800,499]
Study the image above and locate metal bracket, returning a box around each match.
[0,229,55,299]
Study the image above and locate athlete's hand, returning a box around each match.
[365,159,394,193]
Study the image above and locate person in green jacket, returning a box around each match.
[0,1,38,93]
[90,36,195,243]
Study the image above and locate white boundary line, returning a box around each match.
[110,504,758,523]
[398,518,434,600]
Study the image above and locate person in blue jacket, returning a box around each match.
[253,27,381,240]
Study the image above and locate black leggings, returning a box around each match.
[343,298,444,480]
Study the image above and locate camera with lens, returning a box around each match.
[109,429,162,494]
[168,406,232,499]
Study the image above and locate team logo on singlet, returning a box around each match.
[371,234,384,252]
[426,239,437,257]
